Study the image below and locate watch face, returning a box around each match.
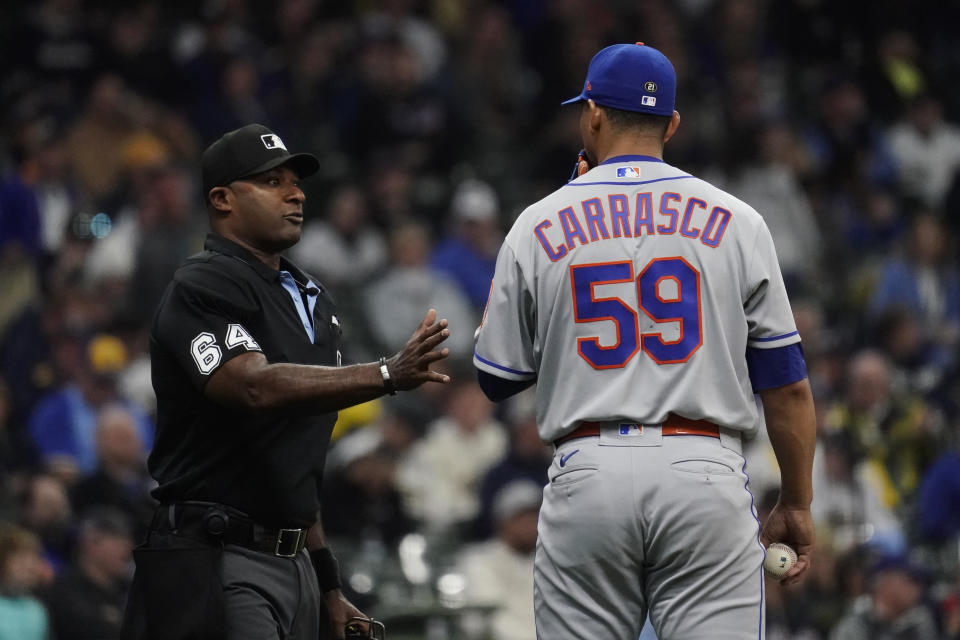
[345,618,385,639]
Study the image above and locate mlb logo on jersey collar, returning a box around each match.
[617,167,641,178]
[619,423,643,436]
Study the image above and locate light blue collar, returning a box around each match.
[278,270,318,342]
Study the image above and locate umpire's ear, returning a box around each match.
[207,186,232,214]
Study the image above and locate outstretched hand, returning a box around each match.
[386,309,451,390]
[760,502,814,586]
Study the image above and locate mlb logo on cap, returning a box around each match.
[261,134,288,151]
[641,96,657,107]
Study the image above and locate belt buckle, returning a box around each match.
[274,528,303,558]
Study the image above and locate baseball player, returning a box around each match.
[474,44,816,639]
[122,124,449,640]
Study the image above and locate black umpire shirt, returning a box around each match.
[148,233,341,528]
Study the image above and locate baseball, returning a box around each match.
[763,543,797,578]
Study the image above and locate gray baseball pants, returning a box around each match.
[534,424,766,639]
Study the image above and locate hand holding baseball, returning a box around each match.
[760,502,814,585]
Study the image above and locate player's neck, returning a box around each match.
[597,137,664,164]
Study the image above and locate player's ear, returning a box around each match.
[587,99,603,133]
[663,110,681,143]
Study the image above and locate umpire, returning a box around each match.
[121,123,451,640]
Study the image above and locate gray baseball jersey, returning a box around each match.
[475,155,805,639]
[474,155,800,443]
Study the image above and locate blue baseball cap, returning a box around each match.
[562,42,676,116]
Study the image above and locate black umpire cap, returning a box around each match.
[201,124,320,201]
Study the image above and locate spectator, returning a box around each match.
[362,221,475,358]
[804,75,896,193]
[70,405,155,536]
[126,163,205,326]
[2,118,78,262]
[64,74,139,206]
[0,122,45,262]
[321,425,415,547]
[916,445,960,543]
[102,5,179,105]
[811,431,905,554]
[821,349,940,511]
[474,388,550,539]
[396,379,507,534]
[344,29,458,176]
[0,381,32,519]
[456,480,540,640]
[13,0,98,97]
[189,56,276,145]
[290,183,388,295]
[841,189,908,259]
[360,1,447,85]
[28,333,154,481]
[430,178,503,311]
[41,507,133,640]
[873,307,955,397]
[0,522,52,640]
[887,93,960,208]
[721,121,822,290]
[942,569,960,639]
[19,474,72,573]
[0,291,93,435]
[862,30,929,122]
[868,213,960,349]
[80,132,172,293]
[829,554,939,639]
[365,155,419,226]
[793,546,852,638]
[449,3,537,152]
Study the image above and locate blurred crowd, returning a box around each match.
[1,0,959,639]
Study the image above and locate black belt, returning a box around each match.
[152,502,308,558]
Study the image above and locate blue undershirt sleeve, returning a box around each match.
[476,369,535,401]
[746,342,808,392]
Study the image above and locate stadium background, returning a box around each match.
[1,1,959,638]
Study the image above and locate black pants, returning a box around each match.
[221,543,321,640]
[122,533,324,640]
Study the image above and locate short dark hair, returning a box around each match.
[602,105,672,136]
